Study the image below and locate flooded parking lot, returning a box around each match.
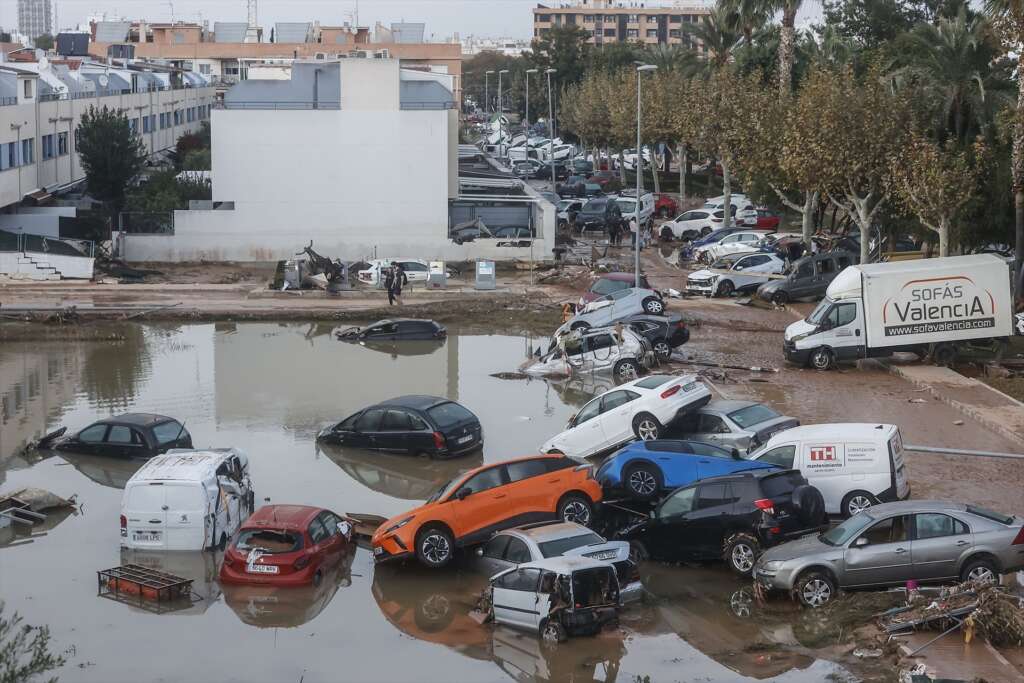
[1,321,898,681]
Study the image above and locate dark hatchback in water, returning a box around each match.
[335,319,447,342]
[317,396,483,459]
[36,413,193,459]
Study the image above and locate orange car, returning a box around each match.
[372,454,603,568]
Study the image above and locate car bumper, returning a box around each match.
[686,282,715,295]
[372,534,415,564]
[783,340,811,365]
[219,564,316,586]
[753,564,799,592]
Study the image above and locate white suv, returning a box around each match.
[703,196,758,227]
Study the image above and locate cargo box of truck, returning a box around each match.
[783,254,1014,369]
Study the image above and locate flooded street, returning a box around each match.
[0,321,875,683]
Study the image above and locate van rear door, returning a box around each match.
[889,429,909,500]
[124,483,167,548]
[163,483,209,550]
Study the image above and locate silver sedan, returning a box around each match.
[558,287,665,334]
[754,500,1024,607]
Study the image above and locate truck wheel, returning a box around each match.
[716,280,735,297]
[723,532,761,577]
[933,343,957,367]
[809,347,834,371]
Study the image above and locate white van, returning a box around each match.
[121,449,254,551]
[747,423,909,518]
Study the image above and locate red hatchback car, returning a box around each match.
[220,505,353,587]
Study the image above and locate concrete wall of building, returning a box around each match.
[339,59,399,110]
[0,251,94,279]
[0,85,216,210]
[0,211,64,236]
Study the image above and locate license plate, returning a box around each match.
[682,382,697,392]
[132,531,161,542]
[246,564,279,574]
[457,434,473,444]
[373,546,384,556]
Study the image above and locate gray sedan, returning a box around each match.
[754,501,1024,607]
[674,400,799,451]
[558,287,665,334]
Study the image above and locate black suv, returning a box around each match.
[617,469,826,576]
[577,197,622,233]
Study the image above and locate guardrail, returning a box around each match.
[401,101,458,110]
[217,101,341,110]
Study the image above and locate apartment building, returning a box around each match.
[17,0,52,41]
[532,1,709,49]
[0,60,214,212]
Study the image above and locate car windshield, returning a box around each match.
[728,404,780,429]
[806,297,834,325]
[427,475,462,504]
[538,531,606,558]
[820,514,875,546]
[591,278,629,296]
[236,529,303,553]
[427,402,474,428]
[582,201,606,213]
[634,375,674,389]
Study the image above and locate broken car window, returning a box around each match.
[237,529,302,553]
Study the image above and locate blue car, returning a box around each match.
[679,228,743,262]
[596,439,779,501]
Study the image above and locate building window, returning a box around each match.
[604,14,615,21]
[670,14,682,22]
[536,14,550,22]
[129,118,138,133]
[42,134,54,160]
[566,14,576,24]
[647,29,659,37]
[1,142,16,170]
[57,132,68,156]
[174,32,185,43]
[592,29,601,37]
[199,63,211,75]
[23,80,33,98]
[670,29,681,37]
[143,116,151,133]
[628,14,639,22]
[604,28,616,36]
[583,14,595,22]
[626,29,639,38]
[554,14,562,24]
[22,138,34,164]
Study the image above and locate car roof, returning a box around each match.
[376,395,452,410]
[767,423,896,443]
[128,449,245,483]
[702,399,758,413]
[369,318,437,326]
[242,504,323,530]
[100,413,176,427]
[505,521,597,543]
[460,454,559,480]
[516,554,609,573]
[597,272,644,283]
[863,501,968,515]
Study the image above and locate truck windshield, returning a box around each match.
[806,297,834,325]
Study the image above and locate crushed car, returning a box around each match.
[686,252,786,298]
[485,556,623,642]
[558,287,666,333]
[524,326,653,379]
[675,400,799,452]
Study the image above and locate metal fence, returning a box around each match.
[217,100,341,110]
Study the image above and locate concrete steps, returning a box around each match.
[3,252,64,281]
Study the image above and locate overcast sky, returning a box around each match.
[2,0,823,42]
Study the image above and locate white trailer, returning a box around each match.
[783,254,1014,369]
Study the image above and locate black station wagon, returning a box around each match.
[38,413,193,459]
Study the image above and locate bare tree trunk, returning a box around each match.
[938,218,950,257]
[651,150,661,194]
[802,191,818,248]
[618,149,627,186]
[779,6,797,96]
[1014,79,1024,298]
[721,158,732,228]
[678,143,687,202]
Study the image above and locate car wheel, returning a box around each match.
[809,347,834,371]
[771,291,789,306]
[570,321,590,332]
[933,343,957,367]
[723,532,761,577]
[628,540,649,564]
[642,297,665,315]
[653,341,672,360]
[632,413,662,441]
[416,526,454,569]
[795,570,836,608]
[716,280,735,297]
[624,463,662,500]
[541,619,567,646]
[960,557,999,585]
[558,494,594,526]
[841,490,876,518]
[414,594,454,632]
[614,359,641,380]
[700,227,712,237]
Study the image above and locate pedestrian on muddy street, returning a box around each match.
[390,262,408,306]
[384,265,396,306]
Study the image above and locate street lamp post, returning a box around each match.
[524,68,538,131]
[498,69,509,148]
[485,70,494,113]
[545,68,556,191]
[635,64,657,289]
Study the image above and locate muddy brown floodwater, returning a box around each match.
[0,321,928,682]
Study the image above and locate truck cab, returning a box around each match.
[784,296,865,370]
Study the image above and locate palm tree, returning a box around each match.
[683,3,744,72]
[644,43,700,73]
[778,0,803,94]
[982,0,1024,296]
[721,0,772,46]
[797,25,855,68]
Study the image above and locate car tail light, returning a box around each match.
[770,526,781,534]
[1013,527,1024,545]
[754,499,775,515]
[294,555,310,570]
[433,431,446,450]
[660,385,681,399]
[120,515,127,537]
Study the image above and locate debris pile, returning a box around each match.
[881,582,1024,648]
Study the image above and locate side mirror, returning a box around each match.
[567,414,577,427]
[456,487,473,501]
[853,536,869,548]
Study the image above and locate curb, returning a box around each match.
[878,361,1024,447]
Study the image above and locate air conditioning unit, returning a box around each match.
[349,50,370,58]
[314,52,326,60]
[374,49,390,59]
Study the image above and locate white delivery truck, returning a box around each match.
[783,254,1014,370]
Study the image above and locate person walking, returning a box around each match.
[384,264,397,306]
[390,261,408,306]
[628,215,640,250]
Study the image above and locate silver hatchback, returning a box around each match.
[754,501,1024,607]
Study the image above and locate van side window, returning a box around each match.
[758,445,795,468]
[796,262,813,278]
[817,258,836,275]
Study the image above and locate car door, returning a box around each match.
[596,390,641,449]
[492,568,545,630]
[788,260,816,298]
[451,465,511,543]
[353,408,386,450]
[826,301,861,360]
[582,333,619,373]
[377,409,416,453]
[691,413,731,447]
[104,425,149,458]
[910,513,972,581]
[686,483,737,558]
[644,486,699,562]
[74,423,109,456]
[502,458,555,522]
[306,515,331,571]
[400,261,428,283]
[691,443,741,479]
[640,441,699,488]
[318,511,348,568]
[843,514,913,587]
[562,397,604,457]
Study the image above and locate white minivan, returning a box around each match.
[121,449,254,551]
[747,423,910,518]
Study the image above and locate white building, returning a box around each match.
[460,35,532,57]
[119,58,554,263]
[18,0,52,40]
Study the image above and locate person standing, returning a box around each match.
[384,264,397,306]
[390,262,408,306]
[629,215,639,250]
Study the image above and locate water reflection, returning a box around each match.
[223,544,356,628]
[317,443,482,501]
[55,452,147,490]
[0,504,76,548]
[118,548,222,614]
[79,325,154,412]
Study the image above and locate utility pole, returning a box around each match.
[498,69,509,147]
[635,64,657,288]
[525,68,537,130]
[546,68,556,191]
[485,70,493,113]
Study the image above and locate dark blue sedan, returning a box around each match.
[595,440,779,500]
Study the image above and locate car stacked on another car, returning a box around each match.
[559,287,666,333]
[686,253,787,298]
[676,400,799,452]
[620,313,690,360]
[578,273,654,307]
[371,454,603,568]
[695,230,772,264]
[541,374,712,459]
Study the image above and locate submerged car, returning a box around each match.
[541,374,712,459]
[619,468,826,576]
[474,521,642,602]
[686,253,786,298]
[335,319,447,342]
[675,400,799,452]
[37,413,193,459]
[220,505,354,586]
[371,454,603,568]
[489,556,622,642]
[755,501,1024,607]
[317,396,482,459]
[596,439,778,501]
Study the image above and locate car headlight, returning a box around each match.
[759,560,784,572]
[789,331,812,343]
[384,517,414,534]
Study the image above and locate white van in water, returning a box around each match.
[747,423,909,518]
[121,449,254,551]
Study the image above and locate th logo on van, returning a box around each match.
[810,446,837,462]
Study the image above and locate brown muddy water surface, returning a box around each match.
[2,322,875,682]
